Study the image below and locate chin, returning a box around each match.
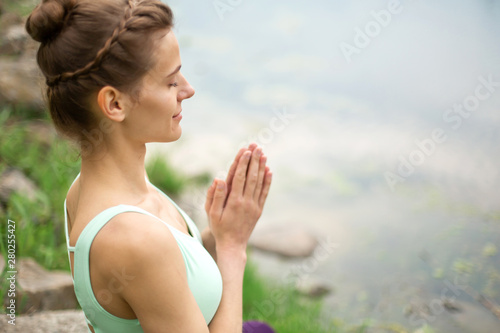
[147,130,182,144]
[165,128,182,143]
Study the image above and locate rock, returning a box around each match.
[0,12,23,32]
[449,300,500,333]
[0,57,44,110]
[13,258,77,314]
[442,298,462,312]
[403,301,432,318]
[0,309,88,333]
[0,24,28,55]
[249,227,319,257]
[0,9,44,110]
[295,277,332,298]
[26,120,57,146]
[0,169,39,204]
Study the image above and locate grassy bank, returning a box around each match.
[243,259,339,332]
[0,109,339,331]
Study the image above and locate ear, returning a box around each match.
[96,86,128,122]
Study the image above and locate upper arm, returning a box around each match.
[95,213,209,333]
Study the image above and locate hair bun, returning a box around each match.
[26,0,77,43]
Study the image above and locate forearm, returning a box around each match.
[208,247,247,333]
[204,144,271,333]
[201,226,217,261]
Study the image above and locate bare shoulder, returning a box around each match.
[90,211,208,331]
[90,212,180,276]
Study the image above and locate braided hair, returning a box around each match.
[26,0,173,142]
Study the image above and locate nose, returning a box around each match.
[178,72,195,101]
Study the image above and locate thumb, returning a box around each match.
[205,179,216,214]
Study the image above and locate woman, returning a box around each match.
[26,0,273,332]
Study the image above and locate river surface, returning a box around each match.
[150,0,500,331]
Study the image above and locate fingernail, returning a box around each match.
[217,181,225,190]
[244,152,251,160]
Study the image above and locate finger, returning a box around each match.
[253,154,267,201]
[226,147,247,193]
[209,179,227,222]
[258,169,272,208]
[229,150,251,198]
[205,179,216,214]
[243,147,262,198]
[226,143,258,184]
[247,143,258,151]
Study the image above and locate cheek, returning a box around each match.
[155,93,177,111]
[167,92,178,105]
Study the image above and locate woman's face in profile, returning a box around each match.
[123,29,195,144]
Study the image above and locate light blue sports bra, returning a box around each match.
[64,173,222,332]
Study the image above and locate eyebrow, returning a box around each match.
[167,65,182,77]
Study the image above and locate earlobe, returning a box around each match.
[97,86,127,122]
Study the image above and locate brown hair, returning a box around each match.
[26,0,174,142]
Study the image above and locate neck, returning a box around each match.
[79,137,149,199]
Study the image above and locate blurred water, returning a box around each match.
[151,0,500,331]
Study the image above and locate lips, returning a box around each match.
[173,110,182,118]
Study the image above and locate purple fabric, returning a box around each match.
[243,321,275,333]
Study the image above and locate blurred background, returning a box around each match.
[153,0,500,332]
[1,0,499,332]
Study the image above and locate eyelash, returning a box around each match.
[169,82,178,87]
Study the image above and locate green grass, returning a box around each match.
[0,109,81,270]
[146,154,186,197]
[3,0,38,17]
[243,260,340,332]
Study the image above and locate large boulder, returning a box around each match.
[9,258,77,314]
[25,119,57,146]
[0,12,23,32]
[0,168,40,205]
[0,57,44,110]
[0,309,88,333]
[249,227,319,258]
[0,23,28,55]
[0,9,44,110]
